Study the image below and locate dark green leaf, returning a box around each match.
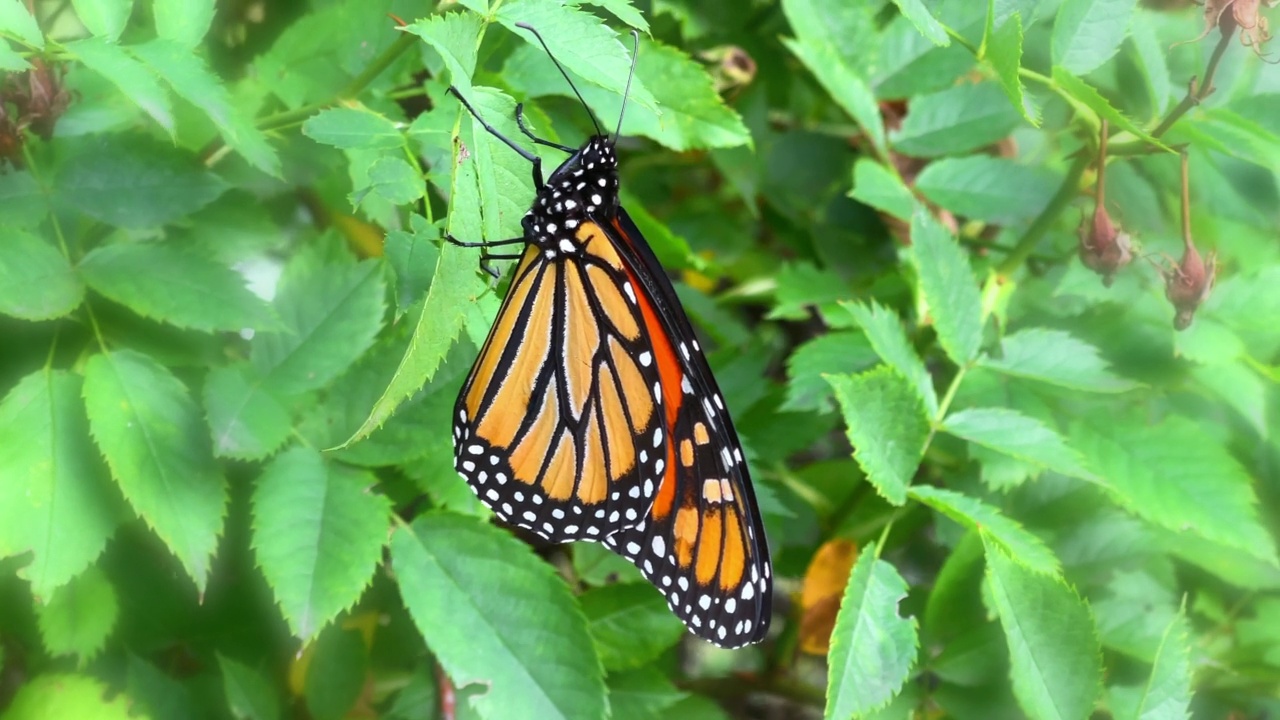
[582,583,686,671]
[783,331,879,413]
[608,668,687,720]
[219,654,281,720]
[203,363,292,460]
[304,625,367,720]
[384,216,441,315]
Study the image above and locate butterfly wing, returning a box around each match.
[600,210,772,648]
[454,235,667,543]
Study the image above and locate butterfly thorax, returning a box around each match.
[522,136,620,260]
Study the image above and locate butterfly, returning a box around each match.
[447,23,771,648]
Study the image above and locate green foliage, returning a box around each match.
[2,0,1279,718]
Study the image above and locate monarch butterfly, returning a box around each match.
[448,24,771,648]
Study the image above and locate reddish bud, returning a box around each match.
[1079,204,1132,287]
[1163,242,1217,331]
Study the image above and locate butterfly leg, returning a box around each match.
[445,234,525,279]
[515,103,576,154]
[478,251,523,279]
[449,86,546,188]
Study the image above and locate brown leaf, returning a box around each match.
[799,538,858,655]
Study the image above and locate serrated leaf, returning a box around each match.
[404,11,483,89]
[890,0,950,45]
[825,543,918,720]
[783,331,879,413]
[250,257,386,395]
[582,583,686,671]
[780,38,884,157]
[1073,416,1278,566]
[2,674,139,720]
[154,0,215,47]
[218,654,281,720]
[943,407,1094,480]
[127,652,195,720]
[848,159,916,222]
[915,155,1060,224]
[841,301,938,416]
[1052,68,1168,151]
[302,106,405,150]
[910,210,983,366]
[983,538,1102,720]
[0,228,83,320]
[203,363,292,460]
[65,38,173,133]
[1051,0,1138,75]
[980,328,1139,393]
[892,82,1022,157]
[79,243,277,332]
[0,370,119,600]
[83,351,227,592]
[0,0,44,47]
[576,0,649,32]
[828,368,929,506]
[71,0,131,41]
[910,485,1060,575]
[364,156,424,205]
[385,216,441,315]
[35,566,117,664]
[988,11,1037,125]
[251,447,390,640]
[1109,610,1192,720]
[391,512,607,720]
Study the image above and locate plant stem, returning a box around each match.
[1152,27,1235,138]
[995,152,1091,277]
[1180,151,1193,249]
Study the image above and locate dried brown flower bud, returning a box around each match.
[1177,0,1277,59]
[1163,242,1217,330]
[1079,204,1133,287]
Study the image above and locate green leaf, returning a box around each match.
[384,216,441,315]
[154,0,214,47]
[910,210,983,366]
[1110,610,1192,720]
[391,513,607,720]
[1,674,139,720]
[582,584,686,671]
[1072,416,1279,566]
[218,654,281,720]
[892,82,1022,157]
[983,538,1102,720]
[848,159,916,222]
[127,652,195,720]
[303,625,367,720]
[841,301,938,416]
[54,134,227,227]
[943,407,1094,481]
[0,42,29,70]
[874,14,973,99]
[203,363,292,460]
[1051,0,1138,75]
[890,0,950,45]
[608,668,687,720]
[79,242,277,332]
[828,368,929,506]
[0,228,83,321]
[82,350,227,592]
[303,106,405,150]
[0,171,47,228]
[495,0,656,111]
[35,566,117,664]
[988,11,1037,125]
[130,39,279,175]
[576,0,649,32]
[915,155,1060,224]
[783,331,879,413]
[825,543,918,720]
[979,328,1139,393]
[0,0,44,47]
[909,485,1060,575]
[1128,16,1171,119]
[363,156,424,205]
[1052,68,1169,151]
[251,447,390,640]
[0,370,119,600]
[404,11,483,88]
[65,38,173,133]
[71,0,132,40]
[250,257,386,395]
[780,38,884,157]
[574,541,644,586]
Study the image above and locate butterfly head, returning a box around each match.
[527,136,621,251]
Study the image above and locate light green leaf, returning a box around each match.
[828,368,929,506]
[783,331,879,413]
[943,407,1094,481]
[0,171,47,228]
[841,301,938,416]
[385,215,441,315]
[1052,68,1169,151]
[825,543,918,720]
[154,0,214,47]
[0,42,29,70]
[71,0,132,41]
[82,350,227,592]
[582,583,686,671]
[988,11,1037,125]
[915,155,1060,224]
[250,257,386,395]
[1128,16,1171,119]
[1,674,141,720]
[404,11,483,89]
[891,0,950,45]
[575,0,649,32]
[910,485,1060,575]
[781,36,885,157]
[35,566,117,664]
[79,242,277,332]
[848,159,916,222]
[980,328,1139,393]
[203,363,292,460]
[364,156,424,205]
[910,210,983,366]
[0,228,83,321]
[892,82,1022,157]
[1109,609,1193,720]
[0,0,44,47]
[983,538,1102,720]
[218,654,281,720]
[251,447,390,641]
[1073,416,1278,566]
[608,668,686,720]
[0,370,119,600]
[303,106,405,150]
[874,14,973,99]
[64,38,173,133]
[391,512,607,720]
[1051,0,1138,75]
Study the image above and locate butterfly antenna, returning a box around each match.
[515,22,603,136]
[614,29,639,142]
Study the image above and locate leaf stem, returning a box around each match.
[994,152,1090,278]
[926,362,970,448]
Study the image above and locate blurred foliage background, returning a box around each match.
[2,0,1280,719]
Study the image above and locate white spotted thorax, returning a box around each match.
[523,137,620,260]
